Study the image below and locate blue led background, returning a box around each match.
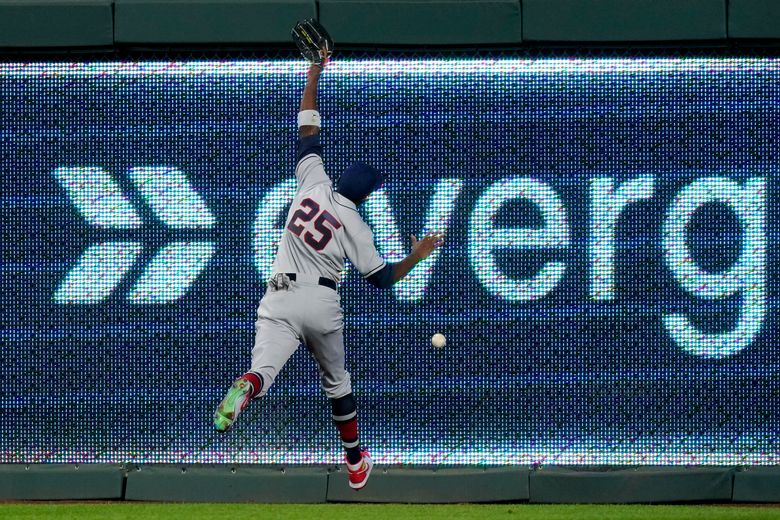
[2,57,779,464]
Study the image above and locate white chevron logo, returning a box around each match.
[52,167,215,304]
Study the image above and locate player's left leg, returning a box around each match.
[215,287,303,432]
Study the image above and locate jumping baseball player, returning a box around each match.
[213,47,445,489]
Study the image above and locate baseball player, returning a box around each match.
[213,59,445,490]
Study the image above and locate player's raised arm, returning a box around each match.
[292,18,331,141]
[290,21,336,189]
[298,63,323,138]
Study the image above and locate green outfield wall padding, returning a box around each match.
[326,466,530,503]
[0,0,113,48]
[522,0,726,41]
[115,0,316,44]
[728,0,780,38]
[732,467,780,502]
[0,464,124,500]
[319,0,522,45]
[124,465,329,502]
[529,466,734,503]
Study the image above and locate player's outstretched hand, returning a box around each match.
[410,232,445,262]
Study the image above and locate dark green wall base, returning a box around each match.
[1,465,779,503]
[0,464,124,500]
[327,466,529,503]
[733,467,780,502]
[530,466,734,503]
[124,465,329,502]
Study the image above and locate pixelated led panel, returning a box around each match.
[1,57,779,465]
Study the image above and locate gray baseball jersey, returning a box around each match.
[249,134,386,399]
[271,143,386,282]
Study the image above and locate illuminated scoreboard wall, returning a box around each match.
[2,56,779,465]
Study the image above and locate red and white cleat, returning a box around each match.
[346,450,373,490]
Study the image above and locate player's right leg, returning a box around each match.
[214,291,301,432]
[303,301,373,490]
[331,392,373,490]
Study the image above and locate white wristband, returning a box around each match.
[298,110,321,128]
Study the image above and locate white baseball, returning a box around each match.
[431,333,446,349]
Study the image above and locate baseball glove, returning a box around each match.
[291,19,334,66]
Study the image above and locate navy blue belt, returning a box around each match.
[285,273,338,291]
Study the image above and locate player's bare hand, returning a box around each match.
[410,232,445,262]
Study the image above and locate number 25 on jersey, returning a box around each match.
[287,198,342,251]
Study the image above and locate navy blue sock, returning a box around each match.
[331,393,362,465]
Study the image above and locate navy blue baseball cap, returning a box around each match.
[336,162,384,204]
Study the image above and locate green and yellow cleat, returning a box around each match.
[213,377,254,432]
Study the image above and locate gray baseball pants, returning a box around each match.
[250,273,352,399]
